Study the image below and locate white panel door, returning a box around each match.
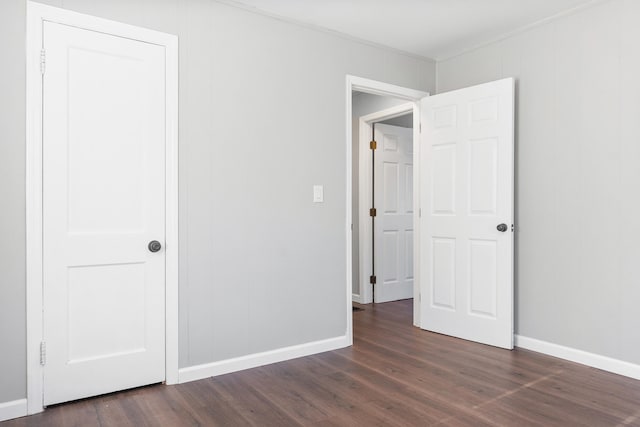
[419,78,514,349]
[42,21,166,405]
[374,124,414,303]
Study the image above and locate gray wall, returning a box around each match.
[0,0,435,403]
[351,93,412,297]
[437,0,640,365]
[0,0,27,404]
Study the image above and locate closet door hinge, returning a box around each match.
[40,49,46,75]
[369,275,377,285]
[40,341,46,366]
[369,140,377,150]
[369,208,377,217]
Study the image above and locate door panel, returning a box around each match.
[67,263,146,362]
[383,231,399,283]
[419,78,514,349]
[468,239,497,318]
[43,21,166,405]
[432,144,456,214]
[374,124,414,303]
[383,162,399,213]
[468,138,498,215]
[405,165,414,213]
[432,238,456,310]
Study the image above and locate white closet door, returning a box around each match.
[42,21,166,405]
[374,124,414,303]
[419,78,514,349]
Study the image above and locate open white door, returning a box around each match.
[374,123,414,303]
[419,78,514,349]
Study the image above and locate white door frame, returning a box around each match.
[25,2,179,414]
[357,103,415,306]
[345,75,428,337]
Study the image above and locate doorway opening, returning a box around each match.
[345,77,427,336]
[352,95,416,309]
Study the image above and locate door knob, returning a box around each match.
[496,223,508,232]
[148,240,162,252]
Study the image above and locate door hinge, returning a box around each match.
[370,140,377,150]
[40,49,46,75]
[40,341,46,366]
[369,208,377,217]
[369,275,377,285]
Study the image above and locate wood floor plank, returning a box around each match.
[3,299,640,426]
[311,352,457,423]
[476,385,622,426]
[207,375,302,427]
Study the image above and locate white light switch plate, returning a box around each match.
[313,185,324,203]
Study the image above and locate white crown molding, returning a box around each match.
[215,0,610,63]
[212,0,436,63]
[436,0,611,61]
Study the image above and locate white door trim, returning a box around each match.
[26,2,179,414]
[357,103,415,306]
[345,75,428,338]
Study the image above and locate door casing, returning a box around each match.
[26,2,179,414]
[346,76,428,335]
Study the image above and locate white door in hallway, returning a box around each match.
[374,123,414,303]
[42,21,167,405]
[419,78,514,349]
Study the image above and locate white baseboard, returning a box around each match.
[178,335,350,384]
[352,293,365,304]
[515,335,640,380]
[0,399,27,422]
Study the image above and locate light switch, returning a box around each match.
[313,185,324,203]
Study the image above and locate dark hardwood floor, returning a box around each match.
[4,299,640,426]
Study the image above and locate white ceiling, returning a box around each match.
[222,0,599,60]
